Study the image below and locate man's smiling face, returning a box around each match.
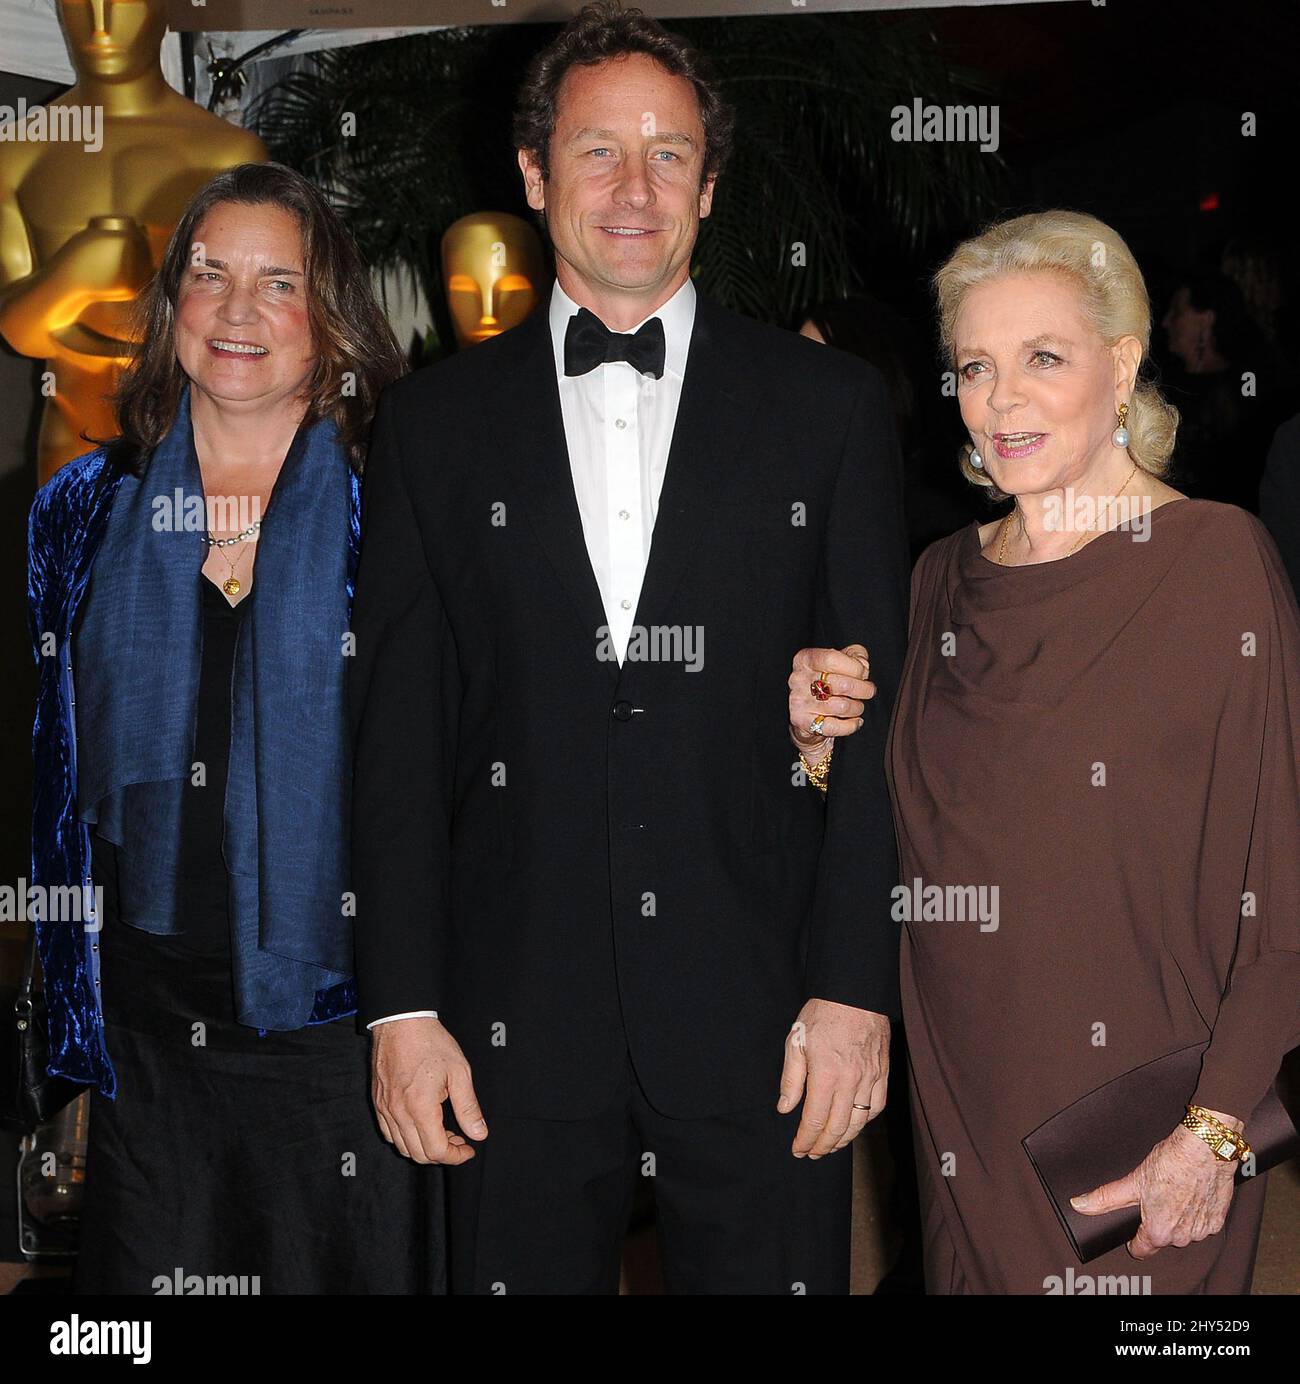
[520,51,715,310]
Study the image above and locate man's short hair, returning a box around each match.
[512,1,735,186]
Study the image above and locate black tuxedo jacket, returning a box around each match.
[349,290,909,1121]
[1261,412,1300,600]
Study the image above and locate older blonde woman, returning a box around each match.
[789,210,1300,1293]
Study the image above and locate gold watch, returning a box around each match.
[1182,1105,1251,1162]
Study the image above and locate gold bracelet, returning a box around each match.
[1182,1104,1251,1162]
[798,740,833,794]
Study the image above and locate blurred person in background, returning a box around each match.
[1161,269,1295,511]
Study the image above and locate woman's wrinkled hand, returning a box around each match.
[1070,1113,1243,1259]
[788,643,874,756]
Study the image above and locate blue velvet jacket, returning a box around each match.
[27,445,362,1096]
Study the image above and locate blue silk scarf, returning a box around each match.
[74,385,354,1029]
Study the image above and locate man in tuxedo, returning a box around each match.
[349,1,908,1294]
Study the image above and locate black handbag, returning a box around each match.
[1,922,90,1135]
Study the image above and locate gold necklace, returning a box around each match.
[996,464,1140,565]
[205,517,261,598]
[213,541,249,598]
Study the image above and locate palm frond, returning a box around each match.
[250,14,1004,326]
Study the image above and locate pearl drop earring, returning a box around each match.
[969,446,984,470]
[1112,402,1130,449]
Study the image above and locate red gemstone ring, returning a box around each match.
[810,671,833,702]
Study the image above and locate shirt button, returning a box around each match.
[620,599,632,610]
[614,418,627,430]
[618,509,630,521]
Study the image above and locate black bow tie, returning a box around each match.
[563,307,666,380]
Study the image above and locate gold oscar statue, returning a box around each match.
[0,0,267,482]
[441,212,546,349]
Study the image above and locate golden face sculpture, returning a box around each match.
[59,0,168,82]
[0,0,267,481]
[441,213,545,348]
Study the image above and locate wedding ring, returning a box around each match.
[808,714,827,736]
[852,1103,871,1112]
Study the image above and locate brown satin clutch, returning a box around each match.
[1022,1043,1300,1263]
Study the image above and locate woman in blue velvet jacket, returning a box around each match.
[27,162,442,1293]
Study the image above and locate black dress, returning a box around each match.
[74,575,445,1294]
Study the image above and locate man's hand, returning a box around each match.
[1070,1111,1242,1258]
[778,998,890,1157]
[371,1016,488,1165]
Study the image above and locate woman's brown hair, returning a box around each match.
[108,161,406,476]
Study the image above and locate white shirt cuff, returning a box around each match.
[366,1010,438,1029]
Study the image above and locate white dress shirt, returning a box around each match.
[549,276,696,663]
[369,278,696,1030]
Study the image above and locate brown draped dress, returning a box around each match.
[886,498,1300,1294]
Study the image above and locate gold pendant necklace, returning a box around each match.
[206,517,260,599]
[215,540,247,597]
